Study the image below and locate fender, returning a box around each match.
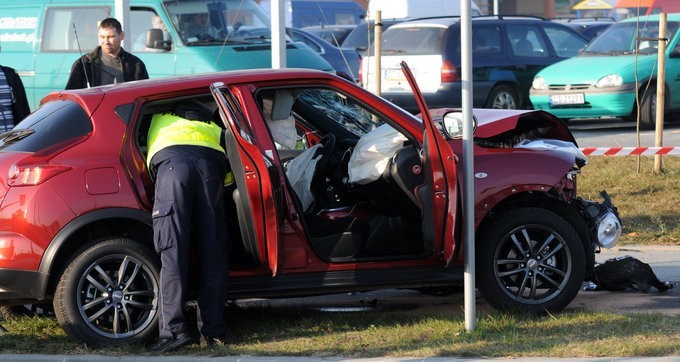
[38,207,152,276]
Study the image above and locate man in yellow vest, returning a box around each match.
[146,100,230,352]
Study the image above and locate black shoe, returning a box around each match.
[148,332,195,352]
[200,334,227,350]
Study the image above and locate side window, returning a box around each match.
[129,8,170,52]
[472,25,501,55]
[42,7,110,52]
[507,24,549,58]
[543,25,588,58]
[291,33,322,53]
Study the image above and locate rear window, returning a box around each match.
[381,26,446,55]
[0,100,92,152]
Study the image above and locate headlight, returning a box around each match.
[596,211,622,249]
[595,74,623,88]
[532,76,547,90]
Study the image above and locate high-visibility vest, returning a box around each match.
[146,112,225,167]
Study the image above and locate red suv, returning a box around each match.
[0,65,620,346]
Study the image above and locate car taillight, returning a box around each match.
[8,163,72,186]
[441,60,459,82]
[6,135,84,187]
[358,55,363,86]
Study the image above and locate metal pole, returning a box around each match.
[114,0,130,48]
[461,0,476,332]
[654,13,667,173]
[374,10,382,97]
[271,0,286,69]
[493,0,499,15]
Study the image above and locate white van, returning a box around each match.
[367,0,483,20]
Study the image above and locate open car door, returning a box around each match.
[210,82,280,275]
[401,61,460,265]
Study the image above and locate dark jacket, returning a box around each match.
[0,65,31,123]
[65,46,149,90]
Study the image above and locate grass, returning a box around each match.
[578,155,680,245]
[2,155,680,357]
[2,307,680,357]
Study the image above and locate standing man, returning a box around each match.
[0,64,30,132]
[146,101,231,352]
[65,17,148,89]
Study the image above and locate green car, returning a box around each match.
[530,14,680,129]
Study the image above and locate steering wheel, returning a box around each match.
[314,133,336,177]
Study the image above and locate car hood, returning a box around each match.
[428,108,576,144]
[536,54,657,84]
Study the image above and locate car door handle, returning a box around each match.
[514,64,528,71]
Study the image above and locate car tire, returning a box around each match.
[486,85,519,109]
[639,87,657,130]
[0,304,54,321]
[476,207,585,313]
[53,238,160,346]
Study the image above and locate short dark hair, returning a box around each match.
[99,18,123,34]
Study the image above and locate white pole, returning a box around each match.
[461,0,476,331]
[271,0,286,69]
[114,0,130,48]
[374,10,382,97]
[493,0,499,15]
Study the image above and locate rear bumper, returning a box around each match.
[0,269,49,303]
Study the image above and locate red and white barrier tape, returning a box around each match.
[580,147,680,156]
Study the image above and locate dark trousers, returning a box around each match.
[151,145,229,339]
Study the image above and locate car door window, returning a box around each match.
[507,25,548,58]
[473,25,501,55]
[543,25,588,58]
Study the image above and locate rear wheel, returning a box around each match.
[486,85,519,109]
[476,207,585,313]
[53,238,160,346]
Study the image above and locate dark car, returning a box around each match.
[362,15,590,112]
[248,27,361,82]
[301,24,355,47]
[0,66,620,346]
[553,17,616,41]
[289,27,361,82]
[341,19,403,56]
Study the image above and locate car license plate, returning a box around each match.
[384,69,406,81]
[550,93,585,105]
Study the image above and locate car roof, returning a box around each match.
[388,15,555,29]
[621,13,680,22]
[45,68,335,105]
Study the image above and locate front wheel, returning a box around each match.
[53,238,160,346]
[476,208,585,313]
[639,87,657,130]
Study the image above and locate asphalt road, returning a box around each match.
[231,245,679,316]
[569,118,680,148]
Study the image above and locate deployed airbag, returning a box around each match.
[348,124,408,185]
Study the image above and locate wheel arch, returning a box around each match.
[39,208,153,299]
[484,81,524,108]
[476,190,595,275]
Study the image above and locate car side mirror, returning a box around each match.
[146,29,172,51]
[441,111,476,139]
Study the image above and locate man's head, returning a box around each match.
[98,17,125,57]
[192,13,210,27]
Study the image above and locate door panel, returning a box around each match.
[211,82,280,275]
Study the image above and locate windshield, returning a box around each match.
[584,20,679,55]
[163,0,271,45]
